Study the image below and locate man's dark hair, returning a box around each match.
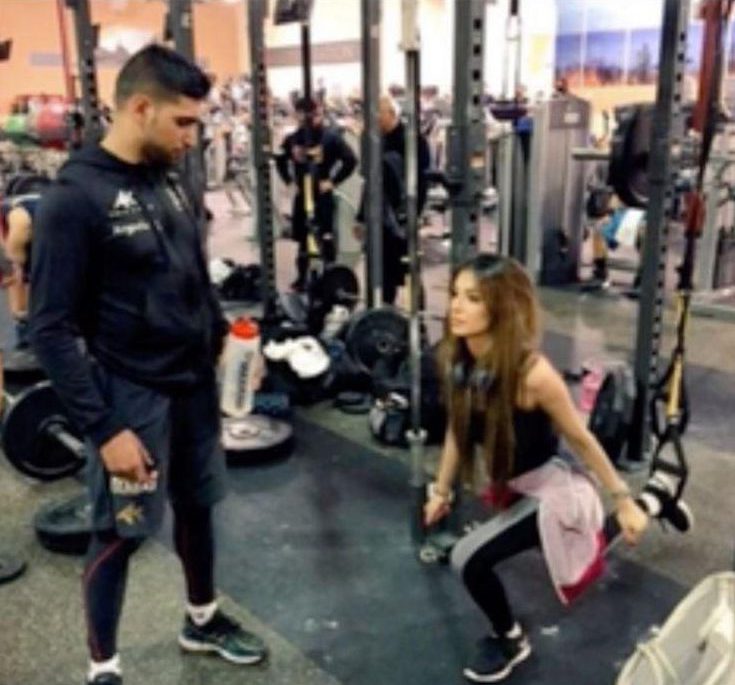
[294,96,319,114]
[114,43,211,107]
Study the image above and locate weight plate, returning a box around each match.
[608,104,652,209]
[0,553,26,585]
[2,381,86,481]
[344,307,409,379]
[33,491,92,556]
[222,415,294,465]
[335,390,369,407]
[319,264,359,309]
[336,398,372,415]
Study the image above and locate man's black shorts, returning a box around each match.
[86,365,227,537]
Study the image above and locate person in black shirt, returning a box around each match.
[275,97,357,290]
[30,45,267,685]
[0,180,50,344]
[426,254,691,683]
[356,95,431,305]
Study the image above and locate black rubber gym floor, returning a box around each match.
[166,417,687,685]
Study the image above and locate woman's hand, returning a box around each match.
[615,497,649,546]
[424,495,451,526]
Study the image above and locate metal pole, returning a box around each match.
[65,0,102,144]
[448,0,486,267]
[360,0,383,307]
[55,0,74,102]
[168,0,195,61]
[301,22,312,102]
[247,0,278,319]
[627,0,690,464]
[401,0,427,547]
[168,0,207,221]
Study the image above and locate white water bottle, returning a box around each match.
[220,317,260,417]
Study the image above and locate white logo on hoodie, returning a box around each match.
[111,190,137,213]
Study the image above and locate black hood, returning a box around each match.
[57,144,164,184]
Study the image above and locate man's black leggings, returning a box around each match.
[83,504,216,661]
[450,503,540,635]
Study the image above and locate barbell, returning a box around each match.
[1,379,295,481]
[2,381,87,481]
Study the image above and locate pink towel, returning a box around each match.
[509,459,606,605]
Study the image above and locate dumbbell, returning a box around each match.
[2,381,87,481]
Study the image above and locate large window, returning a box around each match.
[554,1,716,88]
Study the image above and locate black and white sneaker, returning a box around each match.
[639,474,695,533]
[178,610,268,665]
[463,631,531,683]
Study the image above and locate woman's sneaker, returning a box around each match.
[463,630,531,683]
[178,609,268,665]
[639,473,695,533]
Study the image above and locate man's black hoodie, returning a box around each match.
[30,145,229,448]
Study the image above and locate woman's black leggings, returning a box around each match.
[83,504,215,661]
[450,502,540,635]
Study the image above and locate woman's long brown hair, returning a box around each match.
[438,254,541,483]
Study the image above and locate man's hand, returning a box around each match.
[100,429,157,485]
[319,179,334,194]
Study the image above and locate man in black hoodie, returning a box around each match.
[30,45,267,685]
[275,97,357,290]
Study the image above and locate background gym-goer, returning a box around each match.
[29,45,267,685]
[356,95,431,306]
[0,258,17,413]
[425,254,691,683]
[0,179,51,343]
[275,96,357,290]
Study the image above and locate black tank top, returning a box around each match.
[471,406,558,477]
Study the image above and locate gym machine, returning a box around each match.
[495,92,591,285]
[691,125,735,320]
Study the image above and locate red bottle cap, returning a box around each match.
[230,318,259,340]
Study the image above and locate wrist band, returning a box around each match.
[428,482,455,504]
[611,488,633,501]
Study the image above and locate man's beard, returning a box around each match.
[140,140,176,168]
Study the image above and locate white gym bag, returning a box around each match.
[616,571,735,685]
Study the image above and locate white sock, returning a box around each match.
[187,600,218,626]
[504,622,522,639]
[639,491,662,517]
[88,654,121,680]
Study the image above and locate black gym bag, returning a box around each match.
[588,362,636,465]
